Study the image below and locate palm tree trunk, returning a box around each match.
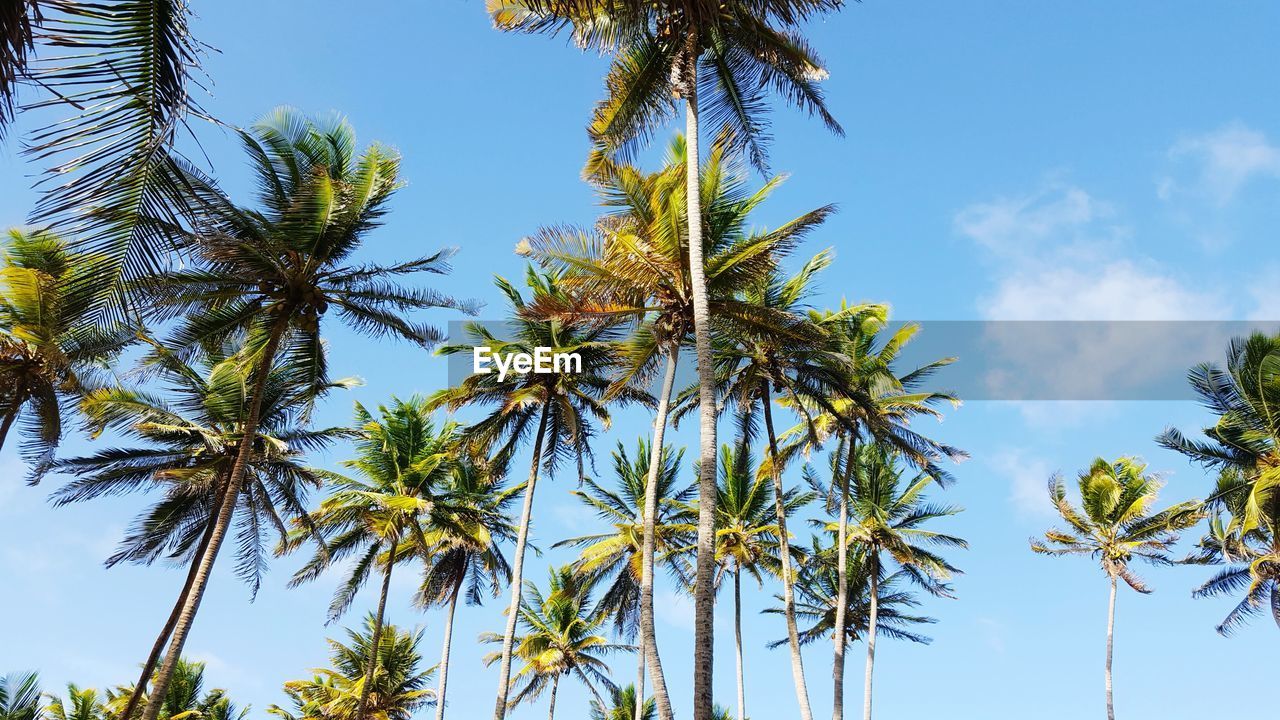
[639,348,678,720]
[357,538,397,720]
[139,317,288,720]
[761,387,814,720]
[862,555,879,720]
[682,33,718,720]
[492,404,551,720]
[547,675,558,720]
[635,648,646,720]
[434,573,465,720]
[734,569,745,720]
[832,434,855,720]
[1106,575,1116,720]
[118,492,223,720]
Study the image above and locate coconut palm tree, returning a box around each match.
[50,338,351,720]
[0,229,129,467]
[1030,457,1201,720]
[268,617,435,720]
[589,685,654,720]
[522,137,824,717]
[490,4,846,715]
[709,443,809,720]
[431,267,642,719]
[0,672,41,720]
[840,443,964,720]
[100,659,248,720]
[482,567,625,719]
[282,397,460,720]
[45,686,104,720]
[1158,332,1280,632]
[133,108,472,720]
[417,456,518,720]
[553,439,695,720]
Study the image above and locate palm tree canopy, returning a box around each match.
[97,659,247,720]
[1031,456,1202,592]
[0,672,41,720]
[268,617,435,720]
[589,684,655,720]
[709,442,810,585]
[49,338,353,595]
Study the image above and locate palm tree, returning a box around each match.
[1158,332,1280,632]
[50,338,350,720]
[283,397,459,720]
[710,443,809,720]
[770,538,935,660]
[1183,467,1280,634]
[842,443,964,720]
[491,5,846,715]
[133,108,471,720]
[417,456,517,720]
[522,137,824,718]
[482,567,625,719]
[0,229,129,465]
[100,659,248,720]
[268,617,435,720]
[1030,457,1201,720]
[431,267,640,719]
[46,686,104,720]
[553,439,695,720]
[0,672,41,720]
[589,685,654,720]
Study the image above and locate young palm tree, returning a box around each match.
[589,685,654,720]
[50,338,351,720]
[417,456,517,720]
[1030,457,1201,720]
[482,567,625,719]
[554,439,695,720]
[1158,332,1280,632]
[134,108,471,720]
[46,685,104,720]
[522,137,824,718]
[839,443,964,720]
[431,267,639,720]
[0,672,40,720]
[101,659,248,720]
[268,617,435,720]
[0,229,128,465]
[709,443,809,720]
[491,5,846,715]
[283,397,460,720]
[1183,467,1280,634]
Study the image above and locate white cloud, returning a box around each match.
[954,185,1107,257]
[1164,122,1280,206]
[989,449,1055,520]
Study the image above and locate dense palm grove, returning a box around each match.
[1,2,1277,720]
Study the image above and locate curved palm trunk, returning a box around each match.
[491,405,551,720]
[119,495,223,720]
[1106,575,1116,720]
[639,349,678,720]
[862,555,879,720]
[356,538,397,720]
[734,569,745,720]
[139,318,288,720]
[682,37,719,720]
[434,573,465,720]
[761,388,814,720]
[832,435,855,720]
[547,675,558,720]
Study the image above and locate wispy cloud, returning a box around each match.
[1162,122,1280,206]
[989,449,1055,520]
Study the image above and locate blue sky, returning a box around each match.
[2,1,1278,718]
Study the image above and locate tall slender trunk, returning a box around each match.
[119,490,224,720]
[434,574,465,720]
[639,349,678,720]
[547,676,558,720]
[683,34,718,720]
[139,317,288,720]
[635,646,646,720]
[761,387,814,720]
[356,537,397,720]
[832,434,855,720]
[862,555,879,720]
[1106,575,1116,720]
[491,405,551,720]
[734,569,745,720]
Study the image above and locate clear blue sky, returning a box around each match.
[2,1,1278,718]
